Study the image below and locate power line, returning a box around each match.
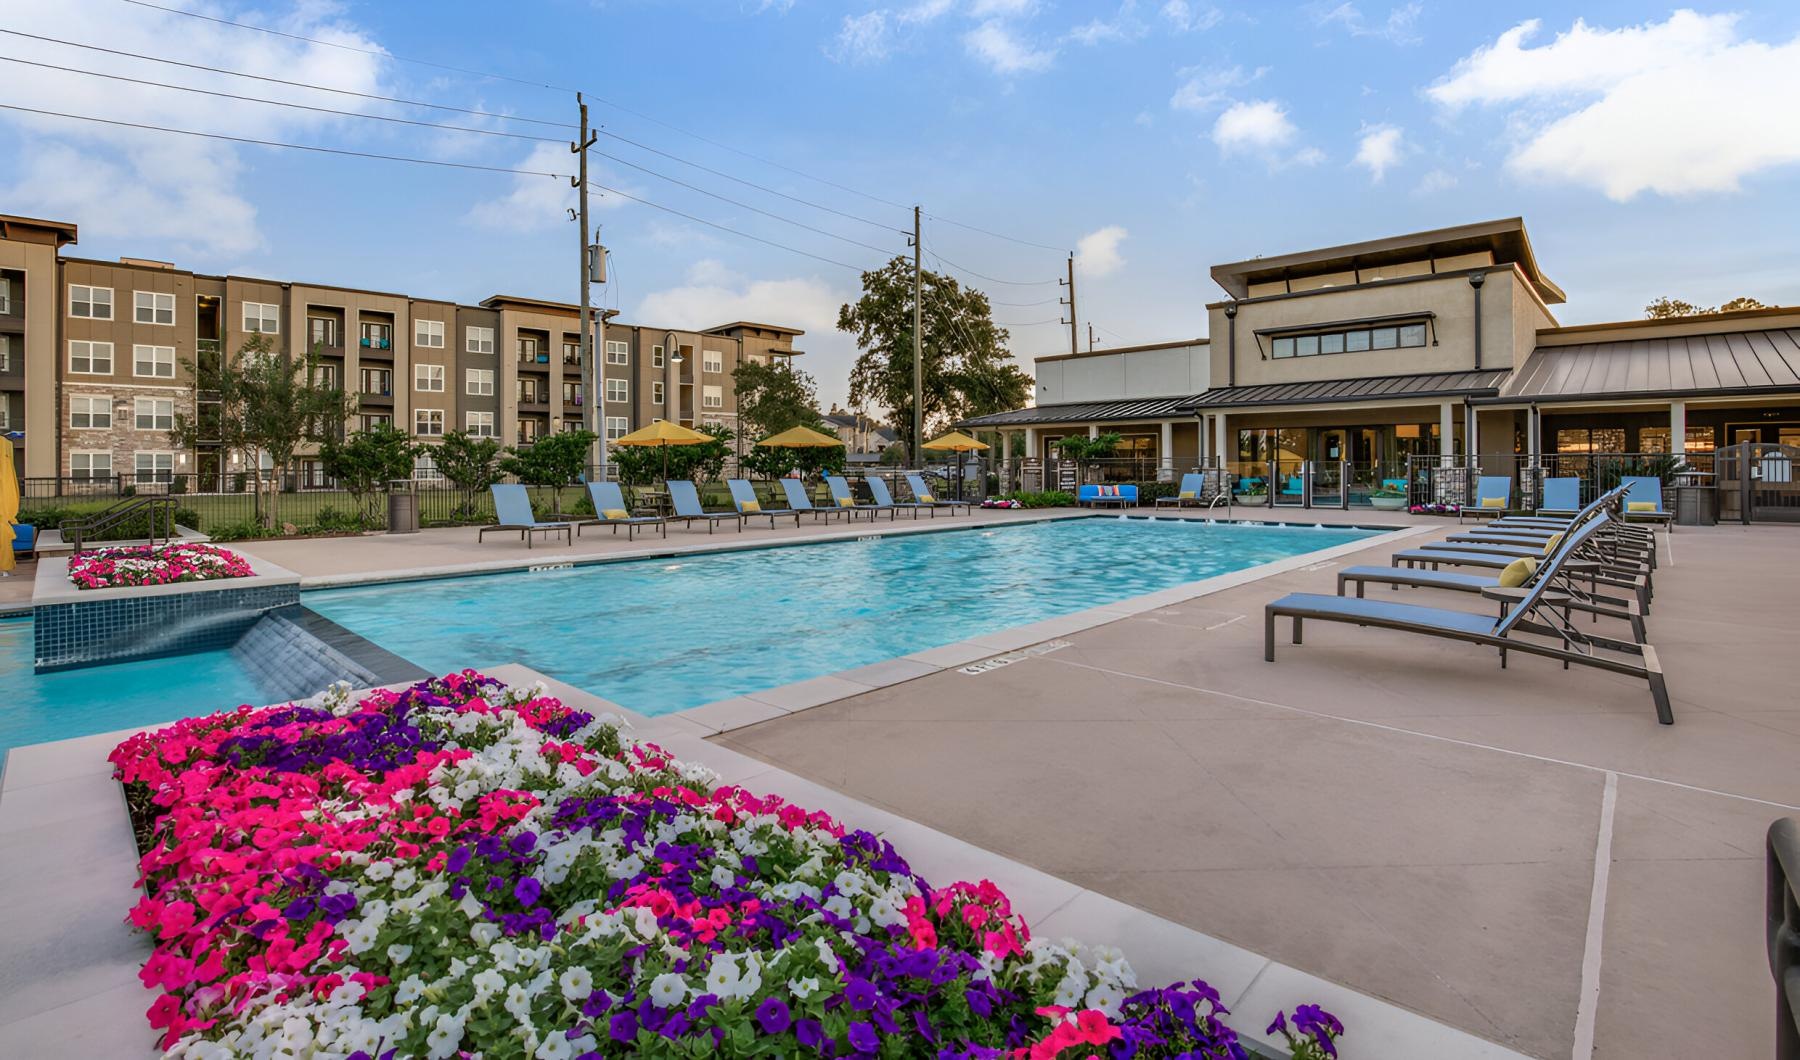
[985,296,1061,308]
[993,318,1063,327]
[923,240,1059,287]
[925,213,1068,254]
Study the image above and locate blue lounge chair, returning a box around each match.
[667,480,742,533]
[1077,484,1138,508]
[727,479,802,528]
[867,476,931,518]
[1536,477,1581,516]
[779,478,837,523]
[10,523,34,561]
[1266,515,1672,724]
[1619,476,1674,531]
[578,481,665,541]
[905,473,972,515]
[1155,472,1215,509]
[1457,476,1512,522]
[823,475,881,521]
[479,483,571,548]
[1279,475,1304,499]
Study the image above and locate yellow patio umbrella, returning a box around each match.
[754,425,846,448]
[921,431,991,501]
[610,419,714,481]
[0,437,18,574]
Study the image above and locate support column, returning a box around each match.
[1670,400,1687,456]
[1439,401,1455,458]
[1024,426,1037,463]
[1160,420,1174,480]
[1463,403,1478,465]
[1087,423,1099,440]
[1214,413,1229,468]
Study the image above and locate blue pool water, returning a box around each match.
[0,617,270,762]
[307,517,1380,716]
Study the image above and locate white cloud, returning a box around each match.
[1313,2,1422,45]
[0,0,391,258]
[1075,226,1128,277]
[963,19,1057,75]
[970,0,1037,16]
[1068,5,1149,47]
[900,0,957,21]
[1427,11,1800,200]
[829,11,893,63]
[1353,124,1404,180]
[1169,65,1258,112]
[1413,168,1458,195]
[1161,1,1223,33]
[466,143,577,233]
[1211,99,1296,152]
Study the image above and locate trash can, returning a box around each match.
[1673,473,1716,527]
[386,479,419,534]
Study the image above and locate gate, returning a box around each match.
[1717,443,1800,523]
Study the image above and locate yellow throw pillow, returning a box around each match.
[1627,500,1656,512]
[741,500,761,513]
[1481,496,1506,509]
[602,508,630,520]
[1498,556,1538,588]
[834,495,853,507]
[1178,490,1197,499]
[1541,531,1565,556]
[919,493,935,503]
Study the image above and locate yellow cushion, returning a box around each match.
[741,500,761,513]
[1627,500,1657,512]
[1480,496,1506,509]
[602,508,630,521]
[919,493,934,503]
[1178,491,1196,499]
[1541,532,1565,556]
[834,495,853,507]
[1497,557,1538,588]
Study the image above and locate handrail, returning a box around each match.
[1771,817,1800,1060]
[60,495,180,554]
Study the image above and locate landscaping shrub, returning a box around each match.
[19,504,203,542]
[207,519,276,542]
[998,490,1075,508]
[309,505,373,534]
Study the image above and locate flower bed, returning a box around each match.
[111,672,1342,1059]
[1406,503,1459,516]
[67,541,254,590]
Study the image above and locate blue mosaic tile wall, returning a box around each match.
[34,583,300,672]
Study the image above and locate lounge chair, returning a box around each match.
[1619,476,1675,532]
[479,483,572,548]
[1077,484,1139,508]
[1266,515,1672,724]
[1536,477,1582,516]
[867,476,932,518]
[1278,475,1304,501]
[727,479,802,528]
[1457,476,1513,522]
[779,478,841,523]
[1155,472,1226,510]
[905,473,972,515]
[666,480,743,533]
[577,481,665,541]
[824,475,883,521]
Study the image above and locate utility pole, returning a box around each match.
[910,205,923,467]
[1088,323,1096,352]
[1060,252,1077,358]
[571,93,600,474]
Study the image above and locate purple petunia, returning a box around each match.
[755,996,791,1035]
[847,1020,880,1054]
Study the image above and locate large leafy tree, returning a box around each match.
[608,423,734,486]
[734,359,827,439]
[318,423,417,526]
[500,430,596,508]
[839,257,1032,461]
[1645,295,1767,318]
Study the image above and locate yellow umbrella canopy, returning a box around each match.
[611,420,713,447]
[922,430,990,453]
[0,437,18,574]
[755,425,846,448]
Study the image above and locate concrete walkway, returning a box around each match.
[713,518,1796,1059]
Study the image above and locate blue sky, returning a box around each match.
[4,1,1799,408]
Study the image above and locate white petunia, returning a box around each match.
[387,943,413,964]
[647,972,687,1008]
[559,966,593,1001]
[536,1032,574,1060]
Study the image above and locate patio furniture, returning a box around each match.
[1620,476,1676,532]
[1077,484,1138,508]
[478,483,571,548]
[1155,472,1224,510]
[867,476,932,518]
[1265,515,1673,724]
[578,481,666,541]
[1457,476,1513,522]
[1337,552,1648,642]
[10,523,33,562]
[779,478,841,523]
[1391,536,1652,611]
[667,480,743,533]
[1536,477,1582,516]
[824,475,884,521]
[1278,475,1304,500]
[904,473,972,515]
[727,479,803,528]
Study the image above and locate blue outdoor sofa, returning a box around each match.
[1077,484,1138,508]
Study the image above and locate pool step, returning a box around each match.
[232,606,430,702]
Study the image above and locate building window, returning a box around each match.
[308,316,338,348]
[71,450,113,481]
[311,363,338,389]
[0,277,10,314]
[517,337,541,363]
[134,344,176,379]
[466,368,494,396]
[606,339,629,365]
[605,416,628,441]
[69,284,113,320]
[0,334,9,372]
[0,402,8,429]
[563,381,584,405]
[605,378,628,403]
[1270,321,1429,359]
[412,452,443,481]
[243,301,280,334]
[360,322,392,349]
[466,325,494,354]
[651,380,664,405]
[70,395,113,429]
[414,364,445,392]
[69,340,114,374]
[135,397,174,431]
[652,344,665,368]
[703,349,723,374]
[360,367,392,395]
[134,291,175,326]
[1556,427,1627,455]
[358,412,392,431]
[702,384,723,410]
[415,318,446,348]
[517,418,541,443]
[134,451,174,484]
[414,408,445,436]
[466,411,495,437]
[557,340,576,366]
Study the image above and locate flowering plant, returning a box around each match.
[1407,503,1459,516]
[68,542,254,590]
[112,671,1342,1059]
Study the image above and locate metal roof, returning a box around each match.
[958,394,1203,428]
[1183,369,1510,410]
[1484,327,1800,405]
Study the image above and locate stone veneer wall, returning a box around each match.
[34,581,298,672]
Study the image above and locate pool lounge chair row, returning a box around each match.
[1458,475,1675,530]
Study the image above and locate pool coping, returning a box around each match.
[30,552,301,608]
[0,663,1526,1060]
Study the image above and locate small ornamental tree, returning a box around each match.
[738,443,847,481]
[318,424,416,527]
[1053,432,1121,484]
[500,429,596,511]
[433,430,502,491]
[608,423,735,486]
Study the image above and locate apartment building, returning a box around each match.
[0,215,802,483]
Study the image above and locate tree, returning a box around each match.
[318,424,416,527]
[1645,295,1768,318]
[433,430,502,491]
[839,257,1033,462]
[170,334,356,528]
[739,443,846,481]
[1054,432,1121,484]
[734,359,827,439]
[500,429,596,509]
[608,423,734,486]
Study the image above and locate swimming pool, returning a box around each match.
[0,617,271,763]
[306,517,1381,716]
